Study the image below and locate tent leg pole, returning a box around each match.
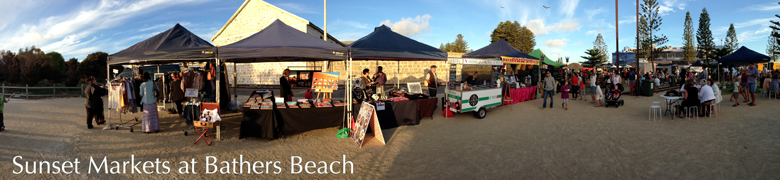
[215,58,222,141]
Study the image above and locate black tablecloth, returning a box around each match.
[353,100,420,130]
[240,106,345,139]
[277,107,344,132]
[239,108,280,139]
[417,98,437,119]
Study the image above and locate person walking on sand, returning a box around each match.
[0,92,14,131]
[590,70,597,104]
[84,76,107,129]
[561,81,570,110]
[595,83,604,107]
[541,71,556,109]
[731,75,742,107]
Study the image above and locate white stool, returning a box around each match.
[652,101,661,106]
[709,104,718,117]
[649,105,661,122]
[671,103,681,120]
[685,106,698,120]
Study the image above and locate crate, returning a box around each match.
[194,121,220,128]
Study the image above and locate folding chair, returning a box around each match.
[193,103,220,146]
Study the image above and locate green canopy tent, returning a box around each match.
[529,49,564,67]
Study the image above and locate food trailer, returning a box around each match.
[446,58,504,119]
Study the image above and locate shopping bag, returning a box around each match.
[337,128,351,139]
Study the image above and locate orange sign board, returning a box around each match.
[311,72,339,93]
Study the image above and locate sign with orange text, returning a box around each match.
[501,56,539,65]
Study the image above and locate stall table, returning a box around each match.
[504,86,537,105]
[240,106,344,139]
[353,100,421,129]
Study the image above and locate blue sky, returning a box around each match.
[0,0,777,63]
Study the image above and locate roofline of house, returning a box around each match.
[211,0,310,42]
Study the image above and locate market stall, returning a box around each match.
[346,24,445,128]
[216,20,349,139]
[457,39,541,108]
[107,24,225,136]
[445,58,503,119]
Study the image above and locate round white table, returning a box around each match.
[660,95,683,118]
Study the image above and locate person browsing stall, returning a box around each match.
[84,76,107,129]
[361,69,377,89]
[170,73,185,118]
[280,69,293,102]
[373,66,387,99]
[425,65,439,97]
[139,73,160,133]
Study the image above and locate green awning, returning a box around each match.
[528,49,564,67]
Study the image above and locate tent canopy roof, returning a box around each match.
[718,46,771,64]
[348,25,446,61]
[108,23,215,65]
[463,39,538,60]
[528,49,563,67]
[217,19,348,62]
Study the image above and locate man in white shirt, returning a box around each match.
[698,79,716,117]
[424,65,438,97]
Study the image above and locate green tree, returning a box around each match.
[440,34,470,53]
[710,46,731,61]
[65,58,80,86]
[439,43,445,51]
[725,24,739,52]
[593,33,609,62]
[682,11,697,63]
[78,52,108,81]
[490,21,535,53]
[638,0,669,70]
[696,8,715,64]
[581,48,605,66]
[768,29,780,62]
[769,2,780,60]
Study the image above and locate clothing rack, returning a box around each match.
[105,78,139,132]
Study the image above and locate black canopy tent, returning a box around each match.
[216,19,348,103]
[215,19,350,131]
[106,24,229,138]
[108,23,216,65]
[718,46,771,64]
[462,39,537,60]
[347,25,447,88]
[107,24,227,110]
[217,20,348,63]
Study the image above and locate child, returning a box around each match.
[731,75,740,106]
[595,84,603,107]
[0,92,13,131]
[561,81,570,110]
[580,76,587,101]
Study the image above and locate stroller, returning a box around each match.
[604,84,624,108]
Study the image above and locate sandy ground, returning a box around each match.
[0,90,779,179]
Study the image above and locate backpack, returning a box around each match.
[665,90,681,97]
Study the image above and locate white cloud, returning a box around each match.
[559,0,580,19]
[574,41,586,46]
[544,38,569,47]
[586,28,605,36]
[584,7,606,21]
[658,0,687,15]
[330,19,371,41]
[740,2,780,11]
[380,14,432,37]
[618,16,636,24]
[0,0,208,59]
[274,3,319,14]
[714,18,774,34]
[526,18,581,36]
[737,27,772,43]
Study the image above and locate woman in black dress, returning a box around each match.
[679,80,700,118]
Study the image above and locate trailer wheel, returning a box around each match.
[473,107,487,119]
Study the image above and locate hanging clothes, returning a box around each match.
[107,83,123,109]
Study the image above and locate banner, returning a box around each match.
[351,102,384,148]
[501,56,539,65]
